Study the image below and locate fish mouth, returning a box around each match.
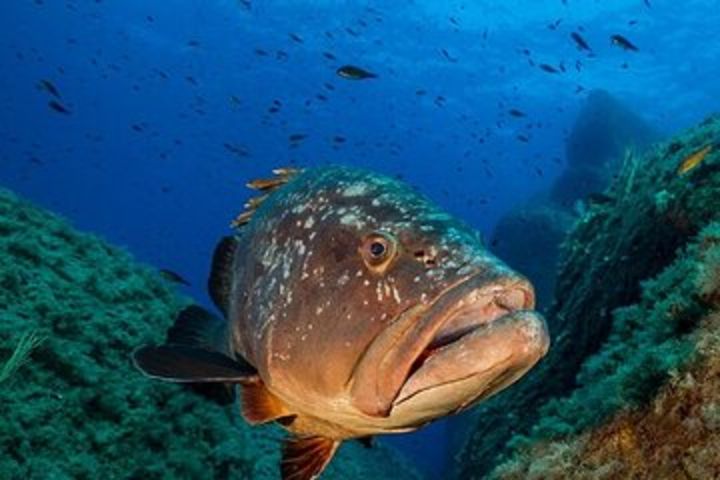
[390,276,549,415]
[348,270,549,420]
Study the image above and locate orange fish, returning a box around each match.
[677,144,713,175]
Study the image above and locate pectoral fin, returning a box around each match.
[132,345,258,384]
[281,436,340,480]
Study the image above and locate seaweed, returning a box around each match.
[0,330,45,385]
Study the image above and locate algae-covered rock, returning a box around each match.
[494,222,720,478]
[550,89,660,207]
[455,115,720,478]
[0,189,420,480]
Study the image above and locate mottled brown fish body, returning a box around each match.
[225,166,549,436]
[133,165,550,480]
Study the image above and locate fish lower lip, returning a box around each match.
[394,309,549,410]
[404,284,534,385]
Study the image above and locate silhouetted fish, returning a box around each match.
[570,31,592,52]
[336,65,377,80]
[539,63,560,73]
[38,79,61,98]
[611,34,639,51]
[133,166,549,480]
[48,100,70,114]
[288,133,308,143]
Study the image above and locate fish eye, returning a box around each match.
[360,232,397,273]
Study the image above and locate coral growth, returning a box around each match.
[455,114,720,478]
[0,189,419,479]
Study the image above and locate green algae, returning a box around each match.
[0,330,45,385]
[455,114,720,479]
[0,189,420,480]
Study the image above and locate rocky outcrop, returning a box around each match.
[456,115,720,479]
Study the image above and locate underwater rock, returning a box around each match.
[493,222,720,479]
[489,91,657,312]
[490,204,574,310]
[455,115,720,478]
[550,89,660,207]
[0,189,420,480]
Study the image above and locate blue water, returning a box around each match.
[1,1,719,478]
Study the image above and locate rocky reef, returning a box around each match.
[490,90,660,310]
[0,189,420,479]
[549,89,660,208]
[456,115,720,478]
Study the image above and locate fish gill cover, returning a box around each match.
[1,0,720,479]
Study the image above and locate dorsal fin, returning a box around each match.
[230,167,300,229]
[281,436,340,480]
[167,305,227,352]
[241,382,294,425]
[208,236,237,316]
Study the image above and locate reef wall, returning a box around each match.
[0,189,420,479]
[456,115,720,478]
[550,89,660,207]
[490,90,660,311]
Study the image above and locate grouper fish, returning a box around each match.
[132,165,550,480]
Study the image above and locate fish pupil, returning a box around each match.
[370,241,386,257]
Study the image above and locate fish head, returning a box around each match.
[245,167,549,432]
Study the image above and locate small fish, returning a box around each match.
[539,63,560,74]
[508,108,526,118]
[610,34,639,52]
[677,144,713,175]
[133,166,549,480]
[38,79,61,98]
[288,133,308,143]
[336,65,377,80]
[570,32,592,52]
[547,18,562,30]
[48,100,70,114]
[159,269,191,286]
[289,33,304,44]
[440,48,458,63]
[322,52,336,60]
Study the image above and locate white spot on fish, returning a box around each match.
[392,285,402,304]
